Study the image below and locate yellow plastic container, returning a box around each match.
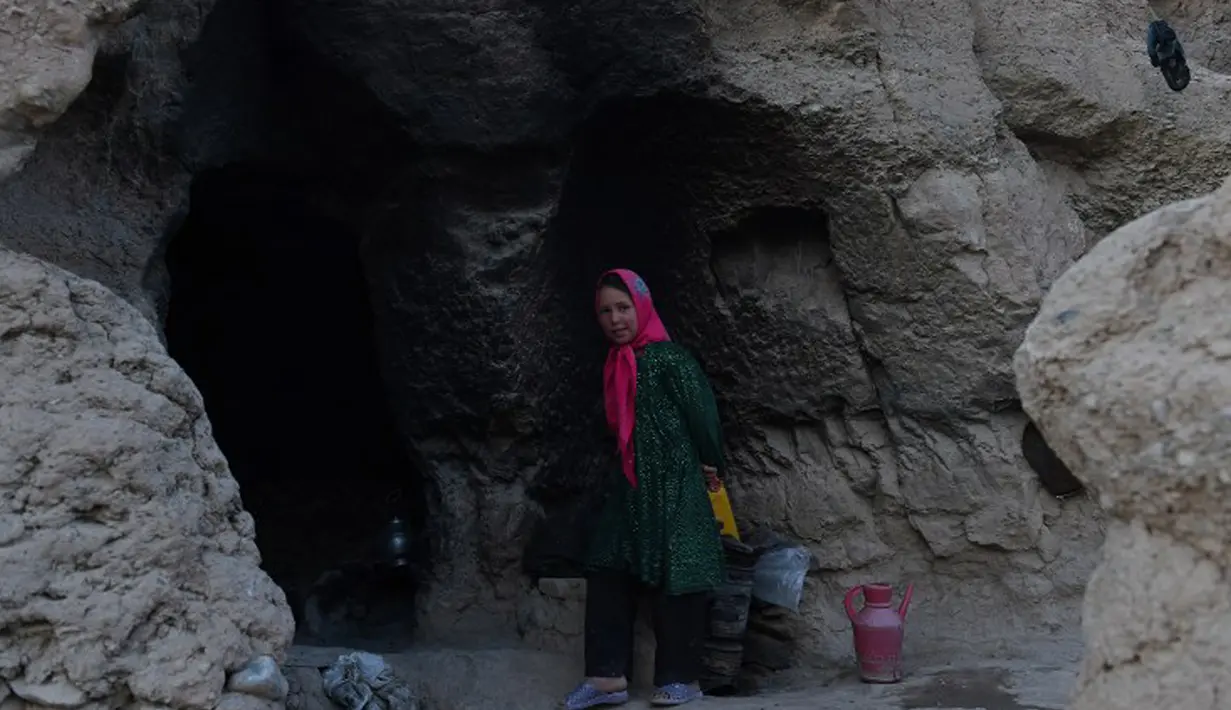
[709,483,740,540]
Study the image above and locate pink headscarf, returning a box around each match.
[597,269,671,488]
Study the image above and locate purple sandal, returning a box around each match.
[564,682,630,710]
[650,683,703,706]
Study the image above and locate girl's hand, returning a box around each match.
[702,465,721,492]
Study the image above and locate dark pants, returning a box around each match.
[583,571,710,687]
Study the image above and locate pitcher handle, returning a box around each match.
[844,585,862,622]
[898,583,915,620]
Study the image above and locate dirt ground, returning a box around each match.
[284,637,1080,710]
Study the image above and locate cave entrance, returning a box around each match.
[548,96,702,336]
[164,163,428,648]
[525,97,706,579]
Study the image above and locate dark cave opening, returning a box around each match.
[1021,419,1084,498]
[163,163,428,648]
[548,95,710,335]
[525,95,718,579]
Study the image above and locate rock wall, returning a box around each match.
[0,0,207,321]
[3,0,1231,670]
[1016,177,1231,709]
[0,0,136,179]
[0,246,294,709]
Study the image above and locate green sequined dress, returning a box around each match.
[587,342,726,595]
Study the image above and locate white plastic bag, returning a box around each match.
[751,545,812,612]
[321,652,420,710]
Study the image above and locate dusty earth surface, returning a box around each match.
[3,0,1231,707]
[282,640,1081,710]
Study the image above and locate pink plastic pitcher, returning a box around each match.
[844,582,914,683]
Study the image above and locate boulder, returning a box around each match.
[0,247,294,709]
[1016,176,1231,708]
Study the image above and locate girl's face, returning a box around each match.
[596,286,638,345]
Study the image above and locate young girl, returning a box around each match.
[565,269,725,709]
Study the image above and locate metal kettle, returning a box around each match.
[382,516,412,568]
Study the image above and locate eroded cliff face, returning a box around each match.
[3,0,1231,670]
